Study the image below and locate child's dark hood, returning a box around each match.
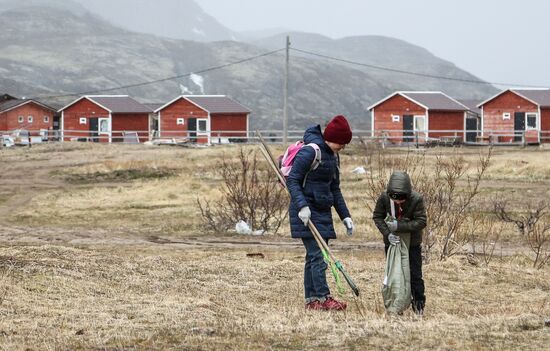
[387,171,412,196]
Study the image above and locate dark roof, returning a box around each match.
[401,92,467,111]
[513,89,550,108]
[457,99,481,114]
[87,96,152,113]
[185,96,251,114]
[0,99,56,113]
[0,99,23,112]
[144,103,164,111]
[1,94,18,102]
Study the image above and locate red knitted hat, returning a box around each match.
[323,115,352,145]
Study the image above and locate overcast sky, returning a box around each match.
[196,0,549,88]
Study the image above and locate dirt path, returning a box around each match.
[0,222,530,259]
[0,162,67,218]
[0,149,133,220]
[145,235,384,251]
[0,144,541,257]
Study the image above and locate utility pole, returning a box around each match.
[283,35,290,145]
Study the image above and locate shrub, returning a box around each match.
[361,142,494,261]
[494,199,550,269]
[197,148,287,234]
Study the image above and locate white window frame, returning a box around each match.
[391,115,400,122]
[18,116,24,123]
[525,113,538,130]
[176,118,185,125]
[197,118,208,135]
[43,116,49,123]
[79,117,87,125]
[27,115,33,123]
[502,112,511,120]
[98,118,110,135]
[413,115,426,132]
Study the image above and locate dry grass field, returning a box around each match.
[0,142,549,350]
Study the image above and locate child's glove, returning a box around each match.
[343,217,354,236]
[386,219,398,232]
[388,233,400,245]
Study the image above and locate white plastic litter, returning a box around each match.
[235,220,265,235]
[351,166,367,174]
[235,220,252,235]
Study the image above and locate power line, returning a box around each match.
[290,47,549,89]
[29,44,548,101]
[33,48,286,100]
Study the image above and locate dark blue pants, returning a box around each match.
[302,237,330,301]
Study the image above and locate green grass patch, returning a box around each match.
[65,168,178,184]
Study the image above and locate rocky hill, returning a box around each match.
[0,1,496,129]
[253,32,496,101]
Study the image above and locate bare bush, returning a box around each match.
[494,199,550,269]
[197,148,287,234]
[469,213,502,266]
[361,142,493,261]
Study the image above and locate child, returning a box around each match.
[372,170,427,315]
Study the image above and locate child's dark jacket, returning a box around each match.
[372,171,427,247]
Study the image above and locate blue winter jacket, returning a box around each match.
[287,125,351,239]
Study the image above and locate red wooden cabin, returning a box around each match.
[478,89,550,144]
[154,95,251,144]
[0,96,55,137]
[59,95,153,143]
[368,91,470,144]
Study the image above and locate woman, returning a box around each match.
[286,115,354,311]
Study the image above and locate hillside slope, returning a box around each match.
[0,3,496,129]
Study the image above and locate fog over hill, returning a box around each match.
[0,0,497,129]
[72,0,239,42]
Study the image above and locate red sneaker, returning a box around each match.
[322,297,347,311]
[305,300,324,310]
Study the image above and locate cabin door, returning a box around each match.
[514,112,525,142]
[188,118,197,143]
[465,117,478,143]
[89,118,99,142]
[403,115,414,143]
